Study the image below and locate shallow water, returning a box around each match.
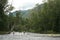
[0,32,60,40]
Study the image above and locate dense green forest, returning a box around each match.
[0,0,60,34]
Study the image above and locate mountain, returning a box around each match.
[11,4,44,18]
[11,10,30,18]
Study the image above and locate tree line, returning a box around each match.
[0,0,60,34]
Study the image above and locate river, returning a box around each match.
[0,32,60,40]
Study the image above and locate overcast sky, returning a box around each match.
[8,0,43,10]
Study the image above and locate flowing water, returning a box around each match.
[0,32,60,40]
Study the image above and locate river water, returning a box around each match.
[0,32,60,40]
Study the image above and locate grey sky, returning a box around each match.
[9,0,43,10]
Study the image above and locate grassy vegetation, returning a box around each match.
[0,31,10,35]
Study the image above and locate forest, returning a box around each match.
[0,0,60,34]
